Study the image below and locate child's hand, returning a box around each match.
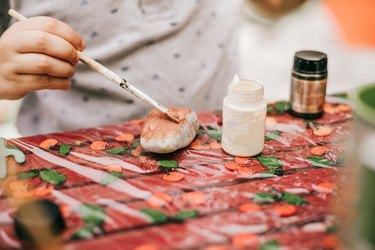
[0,17,85,100]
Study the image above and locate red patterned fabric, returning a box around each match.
[0,100,352,249]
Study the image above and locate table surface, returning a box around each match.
[0,98,352,250]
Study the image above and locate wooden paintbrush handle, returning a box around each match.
[78,52,125,86]
[79,53,169,114]
[8,9,172,116]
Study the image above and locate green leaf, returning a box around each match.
[58,144,72,156]
[269,188,282,198]
[207,129,222,140]
[175,210,198,221]
[79,204,106,226]
[331,92,348,100]
[71,224,97,239]
[265,131,281,141]
[7,145,21,151]
[39,169,66,185]
[158,160,179,169]
[105,147,128,154]
[306,156,335,168]
[275,101,289,113]
[139,209,168,224]
[263,169,276,174]
[267,105,274,113]
[281,192,307,206]
[263,168,284,176]
[257,156,283,169]
[252,192,275,204]
[17,169,39,180]
[197,130,206,135]
[196,128,222,140]
[326,224,339,234]
[102,171,122,186]
[255,171,277,178]
[131,141,140,149]
[260,239,280,250]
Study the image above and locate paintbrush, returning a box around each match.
[8,9,181,124]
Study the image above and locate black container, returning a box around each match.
[289,50,328,119]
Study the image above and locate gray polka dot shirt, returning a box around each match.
[10,0,242,136]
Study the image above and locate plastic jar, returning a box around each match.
[221,75,267,157]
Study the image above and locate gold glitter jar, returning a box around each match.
[289,50,328,119]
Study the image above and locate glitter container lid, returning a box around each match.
[293,50,328,74]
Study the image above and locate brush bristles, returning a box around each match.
[166,111,181,123]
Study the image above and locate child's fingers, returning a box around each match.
[13,53,75,78]
[17,74,72,91]
[1,74,71,99]
[12,16,85,51]
[11,31,79,66]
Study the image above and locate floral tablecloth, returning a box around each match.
[0,97,352,249]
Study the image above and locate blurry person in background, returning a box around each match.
[240,0,375,101]
[245,0,306,20]
[0,0,242,136]
[1,0,375,138]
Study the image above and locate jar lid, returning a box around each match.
[293,50,328,74]
[350,82,375,127]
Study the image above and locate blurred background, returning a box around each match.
[1,0,375,138]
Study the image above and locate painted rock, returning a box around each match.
[141,108,198,153]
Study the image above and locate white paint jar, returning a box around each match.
[221,75,267,157]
